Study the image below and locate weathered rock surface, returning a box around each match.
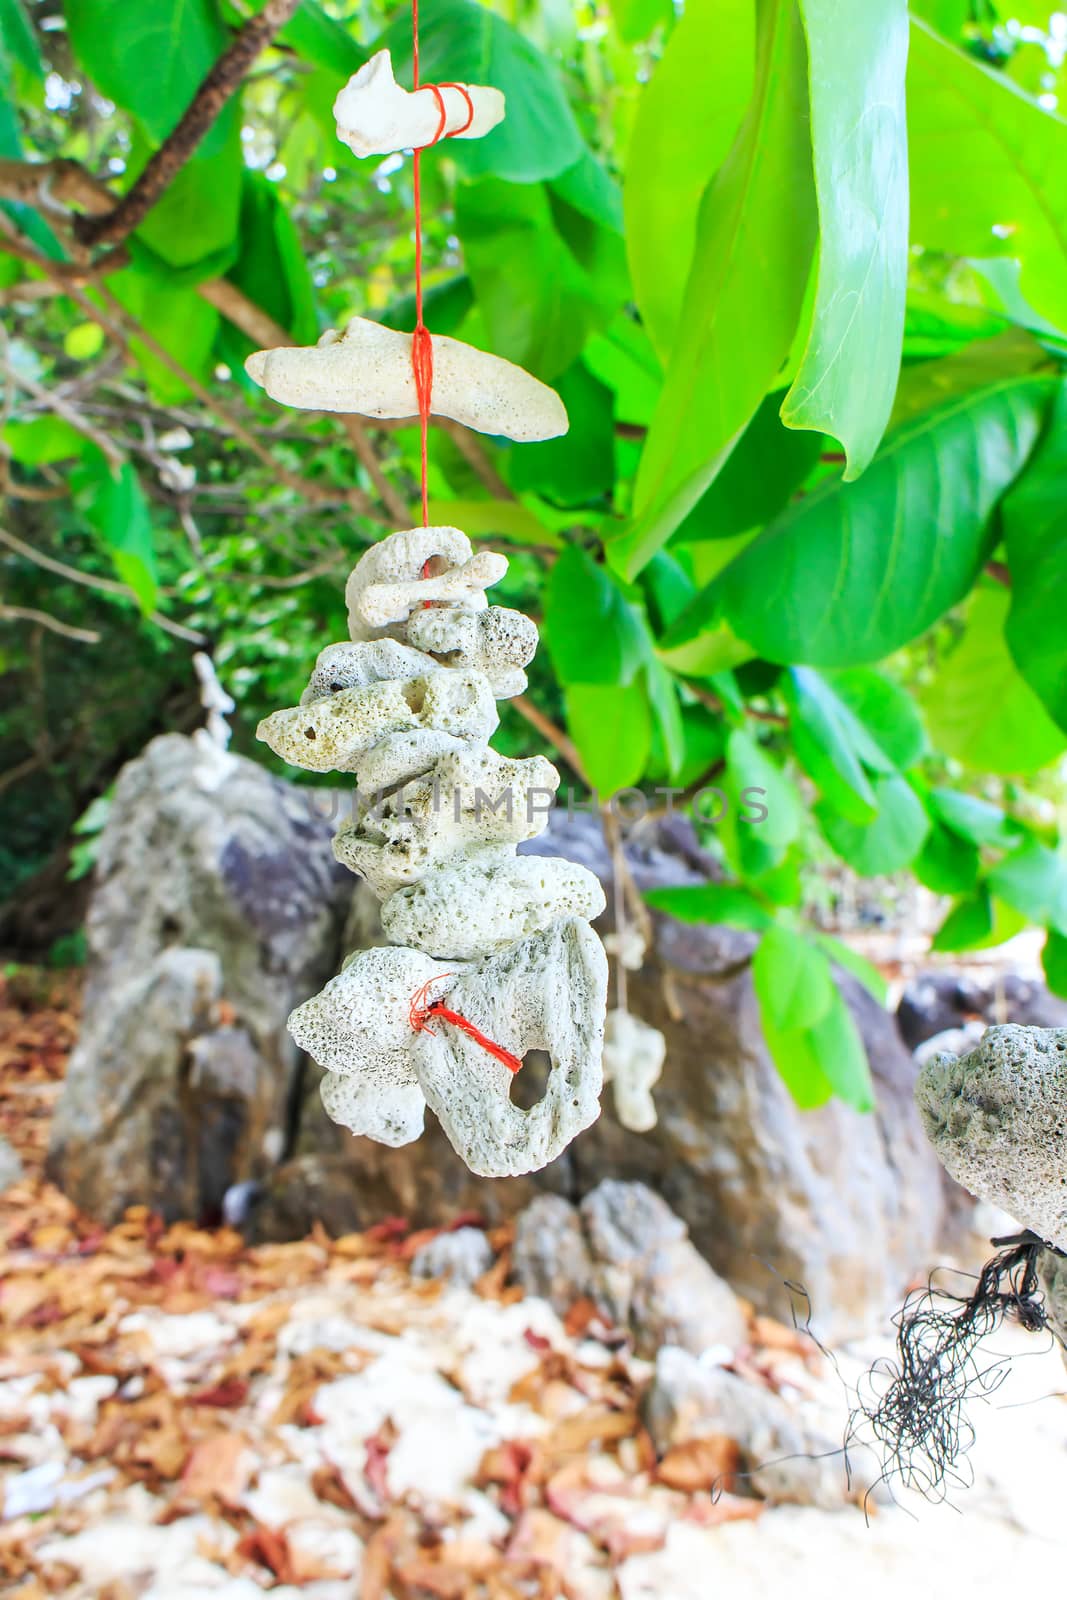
[48,734,352,1223]
[916,1024,1067,1251]
[898,971,1067,1052]
[513,1180,746,1357]
[260,810,942,1335]
[643,1346,855,1509]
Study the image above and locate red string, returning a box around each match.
[409,976,523,1075]
[410,0,475,527]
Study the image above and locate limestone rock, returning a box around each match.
[643,1346,853,1509]
[257,669,498,775]
[601,1009,664,1133]
[333,49,505,158]
[916,1025,1067,1251]
[334,747,559,898]
[380,853,606,959]
[246,318,569,442]
[413,918,608,1178]
[898,971,1067,1051]
[511,1194,595,1313]
[47,734,351,1224]
[299,638,439,704]
[407,605,539,699]
[410,1226,494,1287]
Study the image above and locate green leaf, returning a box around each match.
[550,147,624,234]
[722,728,802,879]
[129,105,242,277]
[220,170,318,354]
[782,0,908,477]
[909,19,1067,332]
[564,681,651,795]
[932,888,1029,952]
[77,458,159,615]
[988,842,1067,935]
[279,0,363,79]
[623,0,756,359]
[508,362,614,507]
[380,0,582,183]
[814,933,889,1003]
[0,0,42,80]
[426,498,561,549]
[643,881,774,930]
[455,178,627,382]
[915,822,981,895]
[715,373,1050,666]
[922,586,1067,774]
[674,389,823,544]
[758,1006,835,1108]
[545,548,650,687]
[829,668,927,771]
[610,0,818,578]
[64,0,229,148]
[104,267,220,403]
[816,773,930,876]
[807,986,875,1110]
[63,322,106,361]
[584,313,662,428]
[1003,379,1067,732]
[927,788,1021,847]
[784,668,878,823]
[753,926,836,1031]
[1042,929,1067,999]
[608,0,673,43]
[2,416,85,465]
[644,659,686,780]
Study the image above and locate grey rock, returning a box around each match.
[1040,1250,1067,1358]
[898,972,1067,1051]
[643,1346,854,1510]
[916,1025,1067,1251]
[513,1181,745,1357]
[0,1135,24,1193]
[410,1225,493,1287]
[48,734,352,1223]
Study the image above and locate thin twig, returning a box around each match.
[0,347,125,469]
[0,604,101,643]
[74,0,302,250]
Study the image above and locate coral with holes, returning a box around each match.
[261,526,608,1176]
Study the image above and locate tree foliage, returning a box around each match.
[3,0,1067,1109]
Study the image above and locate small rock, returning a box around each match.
[512,1194,595,1314]
[643,1346,851,1509]
[0,1135,23,1193]
[410,1226,493,1287]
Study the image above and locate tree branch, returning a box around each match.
[511,693,587,786]
[74,0,302,250]
[0,603,101,643]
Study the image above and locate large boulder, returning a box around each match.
[48,734,352,1222]
[259,810,943,1335]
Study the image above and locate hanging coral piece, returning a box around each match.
[602,1008,665,1133]
[269,529,609,1176]
[333,49,505,157]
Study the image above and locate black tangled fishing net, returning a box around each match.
[848,1231,1064,1503]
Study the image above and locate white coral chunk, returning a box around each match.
[602,1008,665,1133]
[245,318,568,442]
[407,605,538,699]
[345,526,489,643]
[381,853,606,958]
[300,639,439,705]
[333,49,505,159]
[412,918,608,1177]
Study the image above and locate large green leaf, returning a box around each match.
[922,586,1067,773]
[544,547,650,687]
[104,267,220,404]
[909,19,1067,331]
[75,455,159,616]
[782,0,908,477]
[829,668,926,771]
[128,105,242,277]
[1002,379,1067,732]
[609,0,818,579]
[753,926,836,1031]
[714,373,1050,666]
[279,0,363,80]
[643,882,774,930]
[988,842,1067,936]
[455,178,627,382]
[758,982,874,1110]
[623,0,756,360]
[927,787,1022,847]
[380,0,582,183]
[0,0,41,80]
[816,773,930,875]
[674,389,823,543]
[508,363,615,507]
[64,0,229,149]
[1043,929,1067,999]
[219,170,318,357]
[564,681,651,796]
[784,668,878,823]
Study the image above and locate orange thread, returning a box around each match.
[409,975,523,1074]
[410,0,475,526]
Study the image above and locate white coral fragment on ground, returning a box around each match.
[333,48,505,158]
[245,317,568,441]
[602,1009,665,1133]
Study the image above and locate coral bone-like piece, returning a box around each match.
[916,1024,1067,1251]
[257,669,498,774]
[299,638,439,705]
[407,605,538,699]
[362,551,508,630]
[345,525,487,642]
[245,318,568,442]
[333,49,505,158]
[381,852,606,959]
[412,918,608,1177]
[602,1008,666,1133]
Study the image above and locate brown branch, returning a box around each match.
[511,693,587,786]
[1,347,125,470]
[74,0,302,250]
[0,603,101,643]
[986,559,1011,587]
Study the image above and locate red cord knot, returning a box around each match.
[409,975,523,1074]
